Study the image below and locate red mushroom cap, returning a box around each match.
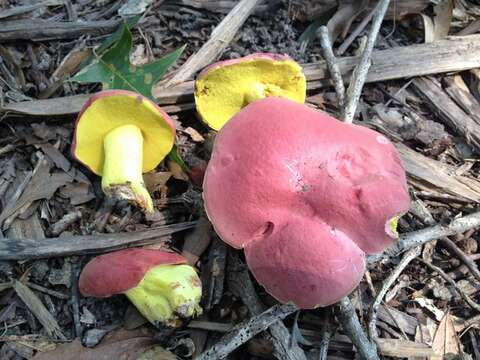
[79,249,187,297]
[196,53,293,79]
[202,97,410,308]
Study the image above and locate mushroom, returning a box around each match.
[194,53,306,131]
[72,90,175,213]
[202,97,411,308]
[79,248,202,327]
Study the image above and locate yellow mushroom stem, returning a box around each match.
[244,82,289,104]
[125,264,202,327]
[101,124,153,213]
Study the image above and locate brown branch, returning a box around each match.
[227,251,307,360]
[342,0,391,123]
[0,221,195,260]
[197,303,297,360]
[368,247,421,339]
[439,237,480,283]
[318,26,345,110]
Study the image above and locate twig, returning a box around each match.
[418,259,480,313]
[406,200,480,300]
[25,282,69,300]
[448,254,480,280]
[162,0,261,88]
[337,297,380,360]
[318,26,345,110]
[196,303,297,360]
[336,6,376,56]
[439,237,480,283]
[368,247,421,339]
[342,0,391,123]
[227,251,307,360]
[71,259,82,338]
[318,308,334,360]
[367,211,480,263]
[468,330,480,359]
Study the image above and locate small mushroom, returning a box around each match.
[72,90,175,213]
[194,53,306,130]
[202,97,411,308]
[79,248,202,327]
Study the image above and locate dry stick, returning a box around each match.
[162,0,261,88]
[196,303,297,360]
[439,237,480,283]
[367,211,480,264]
[337,297,380,360]
[342,0,391,123]
[410,200,480,283]
[418,259,480,313]
[368,247,421,339]
[318,308,334,360]
[318,26,345,110]
[0,221,195,260]
[71,260,82,338]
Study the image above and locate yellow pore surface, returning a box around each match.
[194,58,306,131]
[74,93,175,175]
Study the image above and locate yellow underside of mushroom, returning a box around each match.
[125,264,202,327]
[195,58,306,131]
[74,93,174,175]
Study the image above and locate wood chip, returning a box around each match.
[0,158,72,229]
[13,281,65,340]
[413,77,480,153]
[377,305,418,336]
[397,143,480,202]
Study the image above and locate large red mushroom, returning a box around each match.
[202,97,410,309]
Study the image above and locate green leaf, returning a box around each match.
[71,25,185,99]
[79,15,141,69]
[97,15,141,55]
[168,145,190,172]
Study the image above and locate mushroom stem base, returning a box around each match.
[125,264,202,327]
[101,124,153,213]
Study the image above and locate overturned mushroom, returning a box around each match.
[79,248,202,327]
[72,90,175,213]
[194,53,306,130]
[202,97,410,308]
